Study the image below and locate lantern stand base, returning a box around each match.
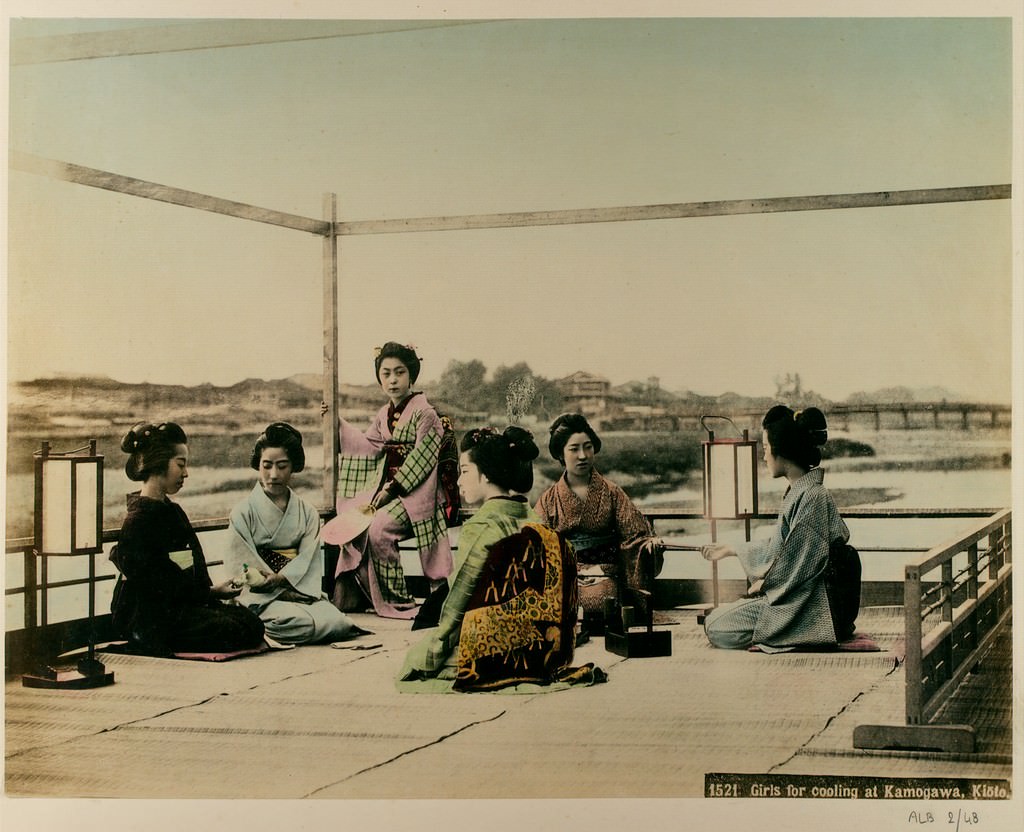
[22,657,115,690]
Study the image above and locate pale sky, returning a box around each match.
[4,5,1017,404]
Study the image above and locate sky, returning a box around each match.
[3,4,1019,405]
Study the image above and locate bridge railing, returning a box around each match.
[853,509,1012,753]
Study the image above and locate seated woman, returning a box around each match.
[110,422,265,656]
[323,342,452,619]
[226,423,368,646]
[701,406,849,652]
[534,413,664,630]
[398,426,604,692]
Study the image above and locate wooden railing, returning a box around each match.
[854,509,1012,753]
[4,507,1005,677]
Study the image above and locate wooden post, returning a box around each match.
[904,565,923,724]
[322,194,340,511]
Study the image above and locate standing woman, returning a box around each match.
[701,406,849,652]
[535,413,664,628]
[324,342,453,618]
[109,422,265,656]
[227,423,366,645]
[398,426,600,692]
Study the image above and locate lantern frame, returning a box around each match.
[701,421,759,521]
[34,440,104,557]
[23,440,114,689]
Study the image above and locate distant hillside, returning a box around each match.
[8,376,331,438]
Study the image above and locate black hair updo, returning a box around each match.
[460,425,539,493]
[762,405,828,470]
[121,421,188,482]
[250,422,305,472]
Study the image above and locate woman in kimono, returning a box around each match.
[398,426,602,692]
[110,422,265,656]
[324,342,453,619]
[227,423,366,645]
[701,405,849,652]
[534,413,664,632]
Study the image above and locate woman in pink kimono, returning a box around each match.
[227,423,366,645]
[324,342,453,618]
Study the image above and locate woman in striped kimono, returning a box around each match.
[324,342,453,618]
[227,423,365,645]
[535,413,665,633]
[701,406,849,652]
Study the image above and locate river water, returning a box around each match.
[640,465,1011,584]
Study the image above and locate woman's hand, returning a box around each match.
[211,580,243,600]
[700,543,737,562]
[639,537,665,557]
[369,482,394,511]
[249,569,287,593]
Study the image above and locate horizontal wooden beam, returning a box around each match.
[14,150,1010,239]
[11,19,496,65]
[11,151,329,236]
[335,184,1011,236]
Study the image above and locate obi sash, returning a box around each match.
[256,547,298,573]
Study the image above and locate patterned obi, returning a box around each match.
[256,547,298,573]
[566,532,622,614]
[566,531,620,568]
[383,440,413,478]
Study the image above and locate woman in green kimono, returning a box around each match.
[398,426,604,693]
[701,406,850,652]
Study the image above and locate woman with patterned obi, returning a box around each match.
[109,422,265,657]
[701,406,850,652]
[534,413,664,631]
[323,342,453,619]
[398,426,604,692]
[226,423,366,645]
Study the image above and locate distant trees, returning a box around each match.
[431,359,564,421]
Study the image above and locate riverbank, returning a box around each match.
[4,425,1011,540]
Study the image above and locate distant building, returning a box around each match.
[558,371,612,418]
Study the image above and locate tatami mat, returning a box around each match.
[5,607,1010,799]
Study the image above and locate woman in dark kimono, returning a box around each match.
[701,406,850,652]
[109,422,265,656]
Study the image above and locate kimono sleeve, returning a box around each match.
[760,490,831,601]
[113,508,206,604]
[392,408,442,495]
[399,518,492,677]
[533,486,557,528]
[608,479,654,546]
[226,501,260,577]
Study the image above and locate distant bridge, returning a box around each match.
[601,401,1011,433]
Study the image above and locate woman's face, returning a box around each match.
[562,431,596,478]
[258,447,294,497]
[378,357,412,405]
[762,430,784,479]
[457,451,488,506]
[153,443,189,495]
